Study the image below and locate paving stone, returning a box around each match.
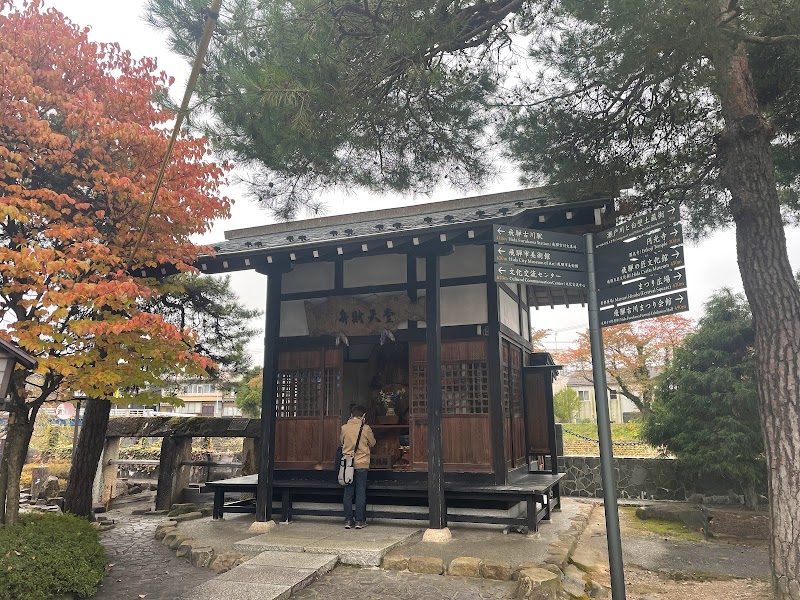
[190,546,215,568]
[515,567,560,600]
[448,556,482,578]
[382,554,408,571]
[169,502,199,517]
[407,555,445,575]
[570,547,606,574]
[246,550,338,573]
[173,510,204,522]
[219,564,318,592]
[293,565,517,600]
[211,550,248,574]
[183,580,292,600]
[481,559,515,581]
[176,539,197,558]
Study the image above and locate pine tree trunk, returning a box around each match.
[64,399,111,517]
[714,43,800,600]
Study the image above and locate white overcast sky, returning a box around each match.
[43,1,800,362]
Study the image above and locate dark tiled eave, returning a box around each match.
[138,188,613,278]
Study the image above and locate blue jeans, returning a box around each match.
[343,469,368,522]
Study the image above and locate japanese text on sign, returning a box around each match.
[599,292,689,327]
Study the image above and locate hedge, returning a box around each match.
[0,513,105,600]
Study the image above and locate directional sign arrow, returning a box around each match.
[600,291,690,327]
[494,244,587,272]
[597,245,685,288]
[493,225,585,254]
[595,201,681,248]
[598,268,687,307]
[494,264,587,289]
[597,224,683,262]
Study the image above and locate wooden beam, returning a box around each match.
[485,244,507,485]
[256,266,283,522]
[425,254,447,529]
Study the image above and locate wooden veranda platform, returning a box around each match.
[202,472,564,533]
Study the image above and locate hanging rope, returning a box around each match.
[127,0,222,271]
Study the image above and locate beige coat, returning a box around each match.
[340,417,376,470]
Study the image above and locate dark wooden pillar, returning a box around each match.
[255,268,282,522]
[544,368,559,475]
[486,247,507,485]
[425,254,446,530]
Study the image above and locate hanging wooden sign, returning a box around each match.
[305,293,424,336]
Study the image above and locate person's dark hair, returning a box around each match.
[351,405,366,418]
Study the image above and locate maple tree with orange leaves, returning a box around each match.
[0,1,231,523]
[556,314,694,416]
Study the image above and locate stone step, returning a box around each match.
[181,550,337,600]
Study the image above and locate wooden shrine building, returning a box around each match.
[183,187,614,534]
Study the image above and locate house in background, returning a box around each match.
[158,376,243,417]
[555,370,641,423]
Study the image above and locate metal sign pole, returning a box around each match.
[585,232,627,599]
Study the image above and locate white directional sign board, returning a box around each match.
[600,291,689,327]
[493,225,585,253]
[494,245,587,272]
[494,264,587,289]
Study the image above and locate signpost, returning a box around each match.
[594,201,680,248]
[493,204,689,600]
[494,245,586,271]
[493,225,585,253]
[597,245,685,287]
[600,291,689,327]
[494,264,587,288]
[598,268,686,307]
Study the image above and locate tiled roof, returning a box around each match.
[204,186,610,259]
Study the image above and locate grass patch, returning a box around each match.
[561,422,643,442]
[621,507,705,542]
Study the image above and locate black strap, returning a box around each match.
[353,421,365,457]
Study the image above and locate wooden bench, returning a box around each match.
[202,473,563,532]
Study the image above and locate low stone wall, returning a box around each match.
[559,455,766,504]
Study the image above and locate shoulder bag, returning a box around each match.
[337,421,365,486]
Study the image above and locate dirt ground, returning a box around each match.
[583,503,772,600]
[592,567,772,600]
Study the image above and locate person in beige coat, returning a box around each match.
[340,405,376,529]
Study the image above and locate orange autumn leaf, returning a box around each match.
[0,1,231,401]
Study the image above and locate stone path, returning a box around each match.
[92,509,216,600]
[294,566,517,600]
[181,550,338,600]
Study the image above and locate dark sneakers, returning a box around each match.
[344,520,354,529]
[354,521,366,529]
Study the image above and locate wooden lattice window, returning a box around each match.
[324,367,341,416]
[442,361,490,414]
[411,361,489,415]
[410,364,427,415]
[276,369,322,417]
[501,342,523,415]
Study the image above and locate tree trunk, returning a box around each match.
[0,409,36,526]
[714,43,800,600]
[743,482,759,512]
[64,399,111,517]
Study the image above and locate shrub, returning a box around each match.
[0,513,105,600]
